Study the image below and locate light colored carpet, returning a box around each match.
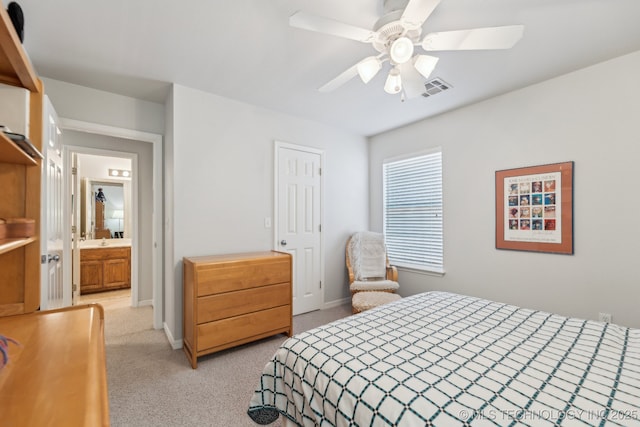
[102,296,352,426]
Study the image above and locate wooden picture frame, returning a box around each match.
[495,161,573,254]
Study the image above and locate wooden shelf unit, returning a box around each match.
[0,236,36,255]
[0,132,38,165]
[0,3,39,91]
[0,7,110,424]
[0,1,44,316]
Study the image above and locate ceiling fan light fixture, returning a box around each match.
[414,55,439,79]
[389,36,414,64]
[384,68,402,94]
[356,56,382,84]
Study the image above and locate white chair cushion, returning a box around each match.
[349,232,387,280]
[350,279,399,293]
[352,291,402,312]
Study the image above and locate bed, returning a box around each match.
[248,292,640,426]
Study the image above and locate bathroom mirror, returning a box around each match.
[80,179,127,240]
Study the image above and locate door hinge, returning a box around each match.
[319,167,322,176]
[71,225,76,233]
[72,284,77,292]
[71,167,78,175]
[319,224,322,232]
[320,280,322,289]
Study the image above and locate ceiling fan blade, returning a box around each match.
[398,61,425,99]
[422,25,524,51]
[318,64,359,92]
[290,11,375,43]
[401,0,442,30]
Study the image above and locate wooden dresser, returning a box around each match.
[0,304,110,426]
[183,251,292,368]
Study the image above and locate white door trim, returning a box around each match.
[273,140,325,311]
[59,118,163,330]
[63,146,138,307]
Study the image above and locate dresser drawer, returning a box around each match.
[195,257,290,296]
[197,305,290,352]
[197,282,290,324]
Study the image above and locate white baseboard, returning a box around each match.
[163,322,183,350]
[138,299,153,307]
[323,296,350,309]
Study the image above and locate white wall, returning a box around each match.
[369,50,640,328]
[78,153,131,177]
[42,78,165,134]
[164,84,369,342]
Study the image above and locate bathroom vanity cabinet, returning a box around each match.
[80,246,131,294]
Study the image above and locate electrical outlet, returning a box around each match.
[598,312,612,323]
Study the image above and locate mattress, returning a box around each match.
[248,292,640,426]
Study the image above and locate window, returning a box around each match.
[383,149,443,273]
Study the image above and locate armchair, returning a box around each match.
[346,231,399,295]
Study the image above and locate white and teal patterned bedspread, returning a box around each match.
[248,292,640,426]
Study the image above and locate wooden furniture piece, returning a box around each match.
[0,1,44,317]
[95,201,105,229]
[0,11,110,425]
[80,246,131,294]
[93,202,111,238]
[0,304,110,426]
[183,251,292,369]
[345,232,398,294]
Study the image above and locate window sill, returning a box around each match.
[395,266,445,278]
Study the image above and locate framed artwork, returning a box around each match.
[495,161,573,254]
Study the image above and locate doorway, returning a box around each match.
[60,119,163,329]
[75,153,134,304]
[66,147,138,308]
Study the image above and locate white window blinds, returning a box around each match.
[383,149,443,273]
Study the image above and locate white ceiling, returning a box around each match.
[15,0,640,136]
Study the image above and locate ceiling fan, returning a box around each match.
[290,0,524,99]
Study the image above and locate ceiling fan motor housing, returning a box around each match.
[373,1,422,54]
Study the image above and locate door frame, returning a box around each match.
[59,118,163,330]
[65,148,138,305]
[273,140,325,311]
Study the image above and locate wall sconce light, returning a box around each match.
[109,168,131,178]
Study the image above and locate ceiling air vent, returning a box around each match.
[422,78,452,98]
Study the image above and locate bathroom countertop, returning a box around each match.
[78,238,132,249]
